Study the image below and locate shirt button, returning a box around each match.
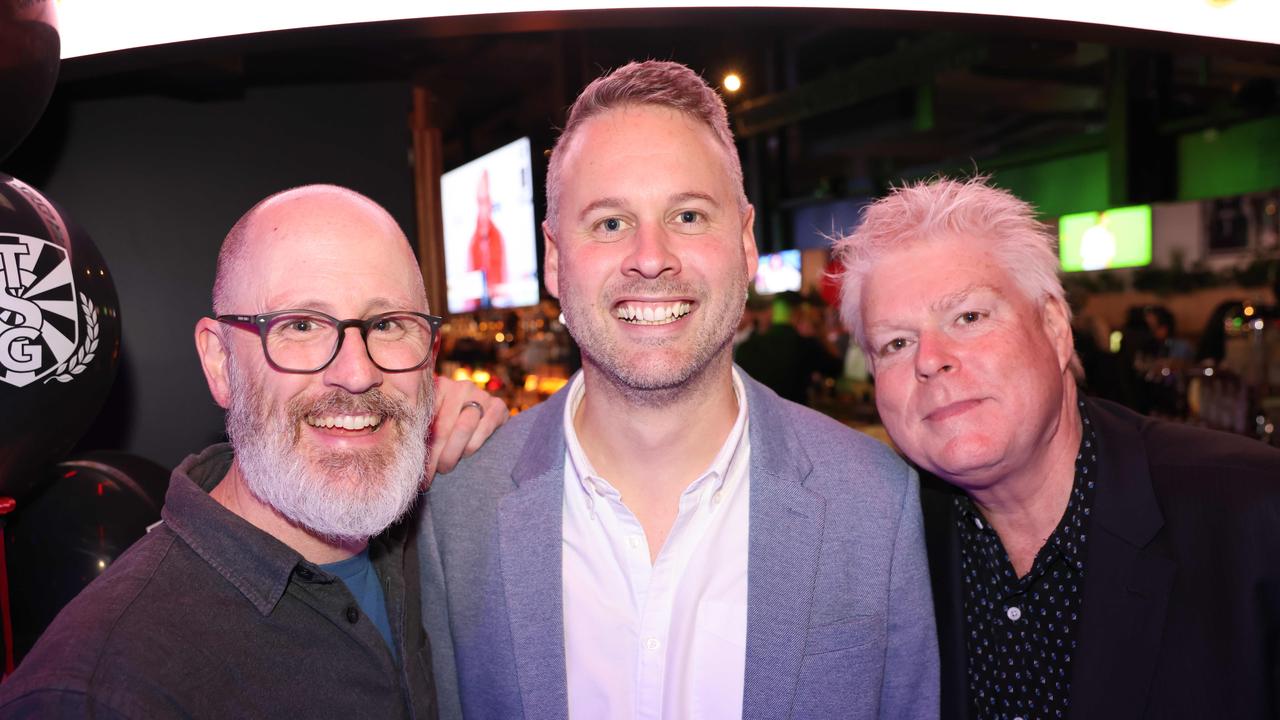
[644,637,660,651]
[1006,606,1022,621]
[346,606,360,624]
[712,490,723,505]
[627,535,642,550]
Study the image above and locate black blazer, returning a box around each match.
[924,397,1280,719]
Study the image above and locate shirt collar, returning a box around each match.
[562,368,751,501]
[159,444,410,617]
[160,444,303,616]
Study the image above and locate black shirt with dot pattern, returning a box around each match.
[955,402,1098,720]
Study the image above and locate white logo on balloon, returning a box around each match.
[0,233,96,387]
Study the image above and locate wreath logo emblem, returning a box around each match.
[0,233,97,388]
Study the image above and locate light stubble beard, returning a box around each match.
[224,356,433,545]
[560,273,748,407]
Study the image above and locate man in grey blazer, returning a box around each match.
[421,60,938,719]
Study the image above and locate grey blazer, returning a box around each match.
[420,371,939,719]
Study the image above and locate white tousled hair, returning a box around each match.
[833,176,1080,377]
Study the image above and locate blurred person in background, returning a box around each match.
[735,291,841,404]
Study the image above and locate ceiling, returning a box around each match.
[54,7,1280,218]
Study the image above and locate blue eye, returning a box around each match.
[678,211,700,223]
[602,218,622,232]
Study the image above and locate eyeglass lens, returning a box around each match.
[263,312,435,372]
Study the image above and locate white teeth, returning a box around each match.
[615,302,692,325]
[305,414,382,430]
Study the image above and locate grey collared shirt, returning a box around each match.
[0,443,436,719]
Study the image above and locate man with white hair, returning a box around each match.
[0,185,504,718]
[422,60,937,720]
[836,177,1280,719]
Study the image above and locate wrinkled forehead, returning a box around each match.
[861,235,1020,312]
[230,194,427,313]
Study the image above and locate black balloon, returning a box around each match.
[0,0,59,163]
[4,451,169,660]
[0,174,120,498]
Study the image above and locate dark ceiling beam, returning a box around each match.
[730,32,989,137]
[934,68,1104,114]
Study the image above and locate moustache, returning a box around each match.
[286,388,418,427]
[603,278,701,302]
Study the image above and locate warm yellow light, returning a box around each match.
[538,376,569,395]
[524,374,539,392]
[472,370,491,385]
[495,332,506,343]
[452,367,471,382]
[1244,305,1255,316]
[723,73,742,93]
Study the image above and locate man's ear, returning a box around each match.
[195,317,233,409]
[740,204,759,280]
[542,220,561,299]
[1042,295,1075,373]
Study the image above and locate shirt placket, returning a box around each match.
[289,565,399,675]
[634,478,715,720]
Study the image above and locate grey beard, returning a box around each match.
[225,356,432,544]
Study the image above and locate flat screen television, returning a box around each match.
[754,250,802,295]
[441,137,540,313]
[1058,204,1152,272]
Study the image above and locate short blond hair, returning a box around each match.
[545,60,748,228]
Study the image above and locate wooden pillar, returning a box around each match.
[410,84,448,318]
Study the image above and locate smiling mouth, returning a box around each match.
[615,301,692,325]
[305,414,384,432]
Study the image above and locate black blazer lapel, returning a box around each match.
[1068,399,1175,720]
[921,478,973,720]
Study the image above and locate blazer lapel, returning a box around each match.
[920,480,973,720]
[498,389,570,720]
[1068,399,1175,720]
[740,377,827,720]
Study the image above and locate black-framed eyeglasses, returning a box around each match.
[216,309,443,374]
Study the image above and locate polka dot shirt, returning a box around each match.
[955,403,1098,720]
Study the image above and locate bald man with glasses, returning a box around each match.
[0,185,504,719]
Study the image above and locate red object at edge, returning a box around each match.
[0,496,14,678]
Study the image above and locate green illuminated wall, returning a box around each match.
[892,113,1277,221]
[1178,116,1280,201]
[986,151,1109,219]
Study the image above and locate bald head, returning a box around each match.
[212,185,425,315]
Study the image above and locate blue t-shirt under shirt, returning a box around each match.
[319,548,395,658]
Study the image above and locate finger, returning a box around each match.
[436,401,485,474]
[426,375,463,483]
[463,396,509,455]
